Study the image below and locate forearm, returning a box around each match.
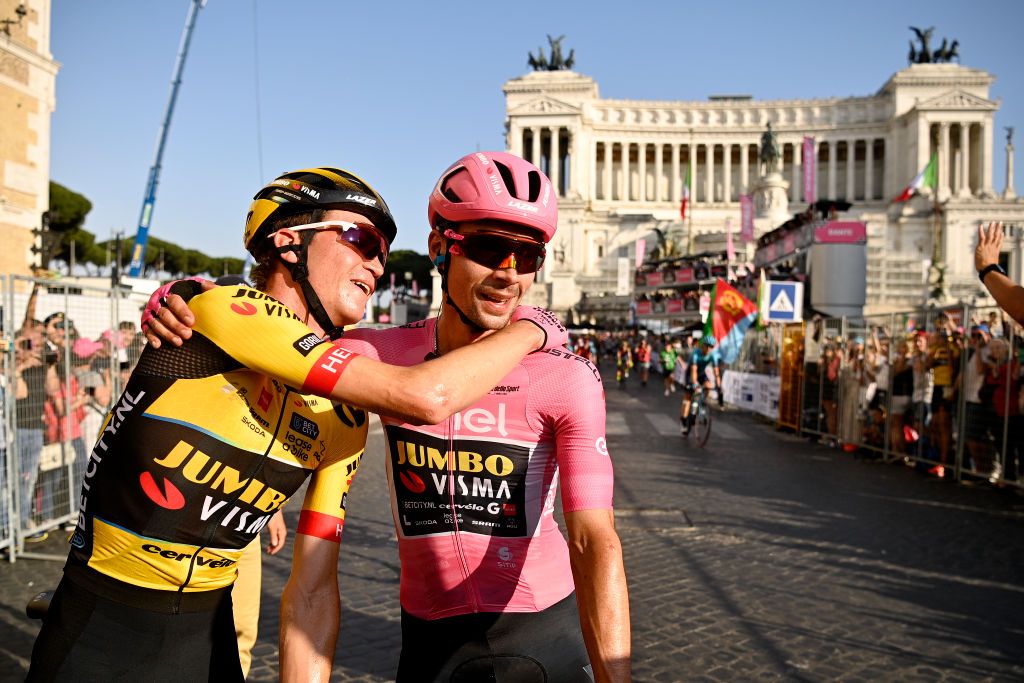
[337,322,542,424]
[568,525,631,682]
[279,578,339,682]
[983,273,1024,325]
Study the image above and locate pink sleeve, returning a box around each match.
[335,328,382,361]
[531,352,614,512]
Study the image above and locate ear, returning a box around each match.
[272,228,302,264]
[427,230,446,270]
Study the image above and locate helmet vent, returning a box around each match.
[493,161,518,198]
[527,170,542,202]
[441,182,462,203]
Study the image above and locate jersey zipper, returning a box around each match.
[173,386,291,613]
[446,411,479,612]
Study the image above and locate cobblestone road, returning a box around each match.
[1,366,1022,681]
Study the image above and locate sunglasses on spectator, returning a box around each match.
[447,232,546,274]
[271,221,388,266]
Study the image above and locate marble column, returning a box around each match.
[705,144,714,203]
[865,139,874,201]
[846,140,856,201]
[671,143,680,201]
[590,140,598,201]
[637,143,647,202]
[621,143,631,201]
[827,141,837,200]
[531,127,541,170]
[939,123,950,199]
[603,142,613,201]
[982,122,994,196]
[958,123,972,197]
[509,123,522,157]
[550,127,561,196]
[723,143,732,203]
[740,143,749,194]
[654,144,663,202]
[791,141,802,202]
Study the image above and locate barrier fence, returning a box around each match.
[2,275,148,561]
[731,305,1023,490]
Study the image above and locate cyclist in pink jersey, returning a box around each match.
[351,152,629,682]
[147,152,631,682]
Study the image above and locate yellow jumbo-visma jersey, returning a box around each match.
[67,283,367,600]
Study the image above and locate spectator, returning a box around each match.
[821,342,841,441]
[987,338,1022,482]
[635,337,652,387]
[976,222,1024,325]
[615,340,632,388]
[960,324,995,478]
[890,336,916,453]
[927,315,961,477]
[659,340,677,397]
[910,331,935,459]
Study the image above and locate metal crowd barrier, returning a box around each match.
[780,306,1023,490]
[3,275,149,562]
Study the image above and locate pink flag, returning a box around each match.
[635,238,646,268]
[802,136,816,204]
[739,194,754,242]
[725,218,735,263]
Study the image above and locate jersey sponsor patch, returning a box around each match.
[303,344,359,396]
[386,425,530,538]
[293,332,325,357]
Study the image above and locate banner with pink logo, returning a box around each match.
[635,238,646,268]
[739,195,754,242]
[802,136,816,204]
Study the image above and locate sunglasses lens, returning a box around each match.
[336,225,388,265]
[458,235,545,274]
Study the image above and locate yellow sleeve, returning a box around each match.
[187,285,357,395]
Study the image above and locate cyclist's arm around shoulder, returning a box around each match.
[333,320,549,425]
[279,533,341,682]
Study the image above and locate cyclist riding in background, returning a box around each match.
[148,152,631,683]
[28,167,564,682]
[680,334,721,436]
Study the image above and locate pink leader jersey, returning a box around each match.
[342,318,614,620]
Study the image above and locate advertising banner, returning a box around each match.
[813,221,867,244]
[740,194,754,242]
[802,136,816,204]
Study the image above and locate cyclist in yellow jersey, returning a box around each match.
[27,167,565,682]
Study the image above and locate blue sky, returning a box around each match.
[51,0,1022,261]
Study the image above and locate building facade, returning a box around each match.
[503,59,1024,324]
[0,0,57,278]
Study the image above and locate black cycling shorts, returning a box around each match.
[396,592,594,683]
[27,575,242,682]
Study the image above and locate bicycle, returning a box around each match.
[688,386,713,448]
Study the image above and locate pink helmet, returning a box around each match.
[427,151,558,243]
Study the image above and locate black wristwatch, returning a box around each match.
[978,263,1006,283]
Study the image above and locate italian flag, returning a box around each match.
[680,165,691,220]
[893,153,937,202]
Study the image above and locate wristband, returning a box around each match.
[978,263,1006,283]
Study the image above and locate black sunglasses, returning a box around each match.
[449,233,546,274]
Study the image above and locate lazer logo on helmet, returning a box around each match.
[507,199,540,214]
[345,193,377,207]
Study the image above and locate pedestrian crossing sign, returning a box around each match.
[761,281,803,322]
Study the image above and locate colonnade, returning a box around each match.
[928,121,990,198]
[588,138,889,205]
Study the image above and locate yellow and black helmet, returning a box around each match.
[244,167,397,254]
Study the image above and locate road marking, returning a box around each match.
[643,412,750,441]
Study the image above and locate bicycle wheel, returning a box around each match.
[694,400,712,448]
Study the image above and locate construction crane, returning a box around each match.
[126,0,206,278]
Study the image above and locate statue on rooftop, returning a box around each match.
[528,35,575,71]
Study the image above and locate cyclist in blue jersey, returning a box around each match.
[680,335,721,435]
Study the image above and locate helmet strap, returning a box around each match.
[276,238,347,340]
[437,238,484,333]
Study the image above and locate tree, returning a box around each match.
[381,249,432,295]
[45,181,93,267]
